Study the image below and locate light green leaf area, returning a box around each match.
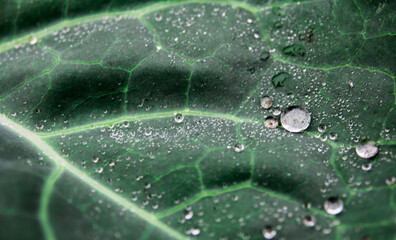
[0,0,395,240]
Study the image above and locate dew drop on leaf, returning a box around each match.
[280,106,311,133]
[318,124,326,133]
[385,177,395,186]
[92,157,99,163]
[174,113,184,123]
[189,228,200,236]
[362,163,372,171]
[184,209,193,220]
[262,226,276,239]
[324,197,343,215]
[234,144,245,153]
[329,132,338,140]
[260,96,273,109]
[29,36,38,45]
[264,116,278,129]
[303,215,315,227]
[272,107,281,116]
[356,141,378,159]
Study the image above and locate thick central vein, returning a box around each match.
[0,114,186,240]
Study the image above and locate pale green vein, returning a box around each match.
[39,166,63,240]
[0,114,186,240]
[39,109,262,137]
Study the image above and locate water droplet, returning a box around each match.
[29,36,38,45]
[273,108,281,116]
[280,106,311,133]
[260,96,273,109]
[264,116,278,129]
[247,18,253,24]
[282,44,306,57]
[329,132,337,140]
[155,14,163,22]
[361,163,372,171]
[174,113,184,123]
[184,210,193,220]
[356,141,378,159]
[385,177,395,186]
[92,157,100,163]
[318,124,326,133]
[303,215,315,227]
[272,72,292,88]
[262,226,276,239]
[190,228,200,236]
[234,144,245,153]
[253,33,260,39]
[35,124,44,130]
[260,51,270,61]
[96,167,103,173]
[324,197,343,215]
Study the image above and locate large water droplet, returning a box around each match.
[356,141,378,159]
[262,226,276,239]
[303,215,315,227]
[260,96,273,109]
[280,106,311,133]
[264,116,278,129]
[174,113,184,123]
[324,197,343,215]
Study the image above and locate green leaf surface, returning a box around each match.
[0,0,395,239]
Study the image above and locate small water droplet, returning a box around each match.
[264,116,278,129]
[262,226,276,239]
[273,108,281,116]
[253,33,260,39]
[29,36,38,45]
[247,18,253,24]
[184,210,193,220]
[174,113,184,123]
[260,96,273,109]
[324,197,343,215]
[303,215,315,227]
[190,228,200,236]
[234,144,245,153]
[92,157,100,163]
[385,177,395,186]
[356,141,378,159]
[280,106,311,133]
[318,124,326,133]
[155,14,163,22]
[329,132,337,140]
[361,163,372,171]
[35,124,44,130]
[96,167,103,173]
